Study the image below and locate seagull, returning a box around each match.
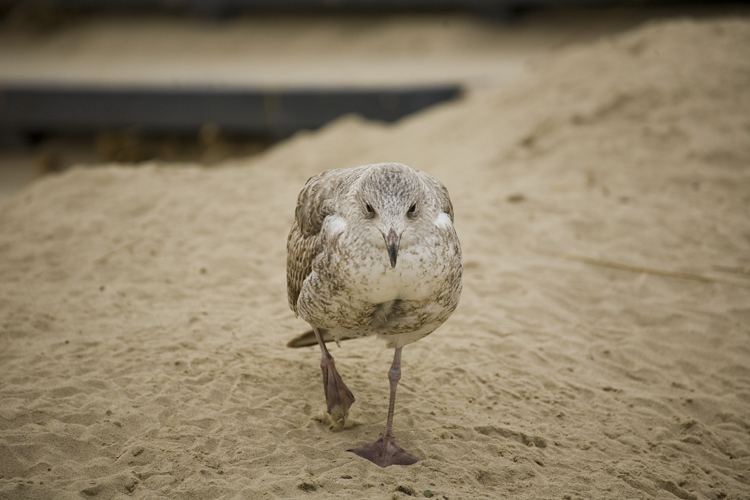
[286,162,462,467]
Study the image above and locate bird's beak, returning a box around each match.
[385,228,400,268]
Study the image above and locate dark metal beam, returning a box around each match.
[0,85,461,138]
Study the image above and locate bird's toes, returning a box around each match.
[322,362,355,428]
[327,404,348,428]
[326,381,355,428]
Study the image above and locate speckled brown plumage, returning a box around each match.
[286,162,462,349]
[285,162,462,467]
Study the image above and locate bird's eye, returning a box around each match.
[407,203,417,217]
[365,203,375,217]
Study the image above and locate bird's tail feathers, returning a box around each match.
[287,328,334,348]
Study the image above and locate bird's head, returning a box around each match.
[350,163,427,268]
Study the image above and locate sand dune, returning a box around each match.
[1,16,750,500]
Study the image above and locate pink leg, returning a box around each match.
[349,347,420,467]
[313,327,355,427]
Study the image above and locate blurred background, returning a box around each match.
[0,0,747,200]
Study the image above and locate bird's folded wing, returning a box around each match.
[418,172,454,221]
[286,169,342,314]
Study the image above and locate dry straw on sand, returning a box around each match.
[1,16,750,500]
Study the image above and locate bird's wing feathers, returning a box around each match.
[286,219,316,315]
[287,169,346,314]
[295,170,338,237]
[419,172,455,221]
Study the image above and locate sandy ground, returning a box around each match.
[1,15,750,500]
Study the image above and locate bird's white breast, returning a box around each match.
[356,249,433,304]
[336,225,447,306]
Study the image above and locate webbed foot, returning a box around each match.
[349,430,420,467]
[321,354,355,427]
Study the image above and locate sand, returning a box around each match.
[1,15,750,500]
